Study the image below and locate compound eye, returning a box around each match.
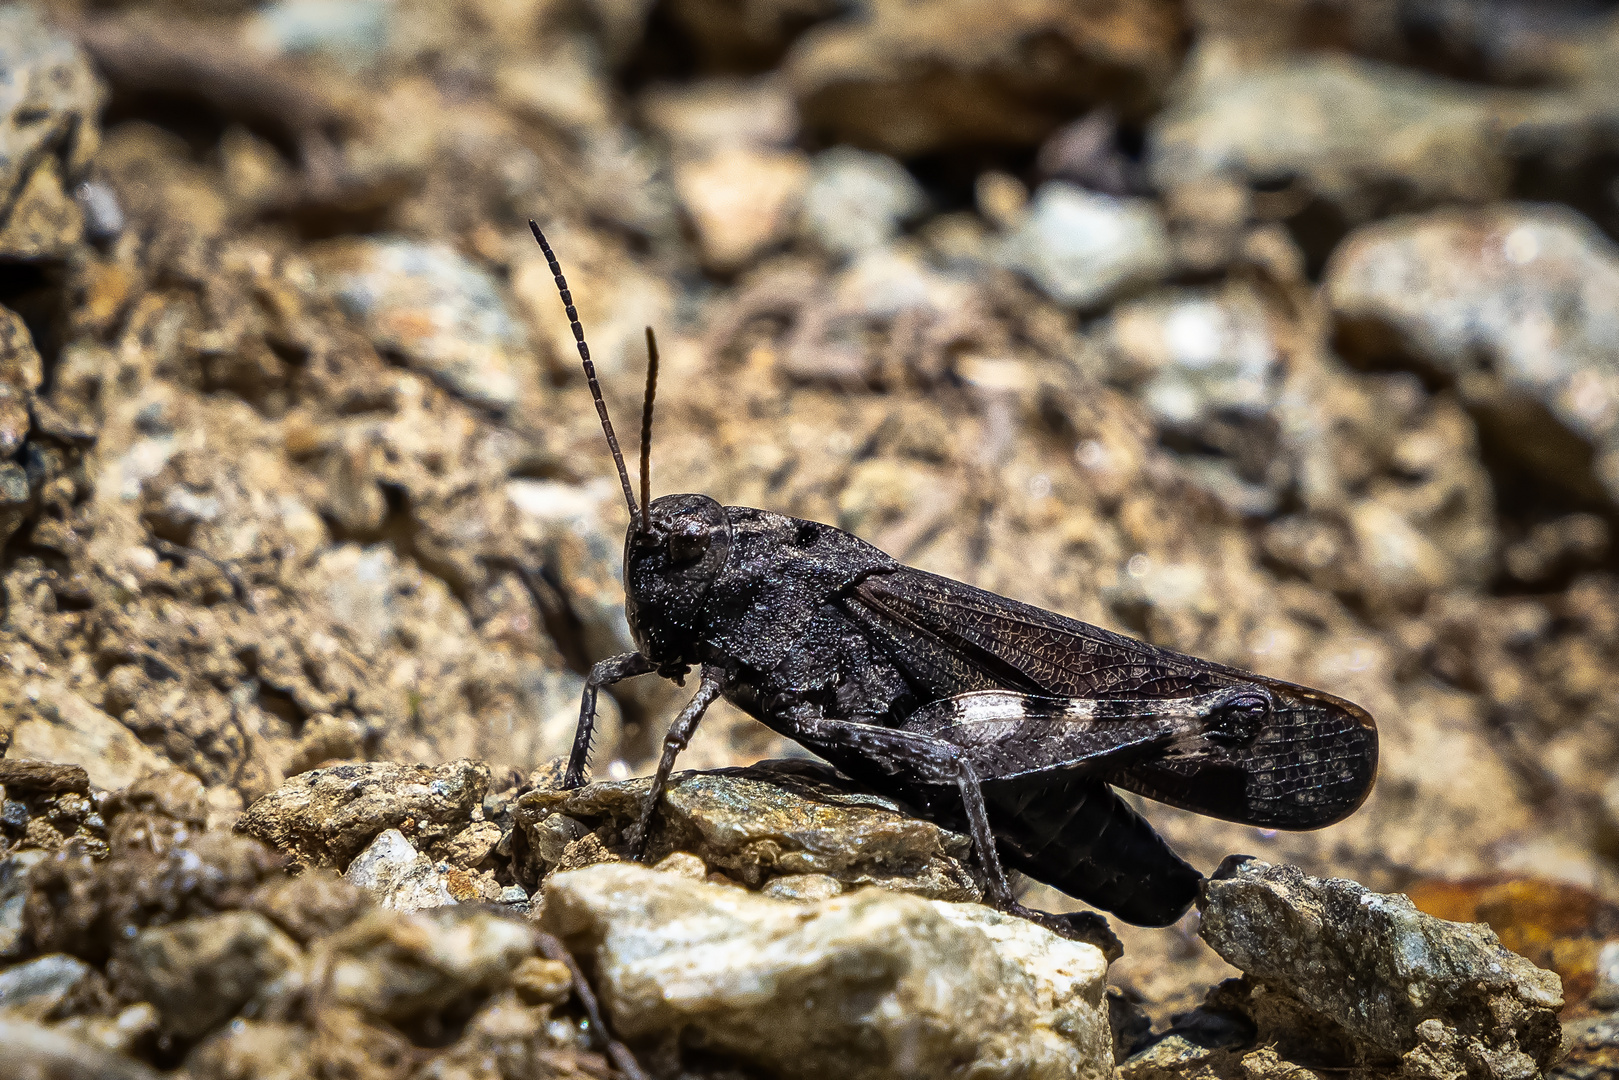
[668,524,710,566]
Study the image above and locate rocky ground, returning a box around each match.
[3,0,1619,1076]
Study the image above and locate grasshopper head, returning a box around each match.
[623,493,733,666]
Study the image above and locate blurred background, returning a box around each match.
[3,0,1619,1024]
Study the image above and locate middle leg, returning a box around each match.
[628,666,726,859]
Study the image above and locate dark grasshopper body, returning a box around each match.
[531,222,1379,931]
[600,496,1376,926]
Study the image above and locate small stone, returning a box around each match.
[674,145,809,272]
[510,956,573,1007]
[1199,857,1564,1077]
[997,182,1173,310]
[23,832,287,965]
[444,867,501,904]
[343,828,454,911]
[308,237,534,412]
[438,820,502,870]
[975,169,1029,230]
[122,910,304,1041]
[495,42,614,136]
[651,851,707,880]
[1118,1032,1240,1080]
[0,953,93,1020]
[0,760,91,795]
[245,0,394,69]
[237,759,491,869]
[800,146,928,257]
[543,862,1112,1080]
[761,873,843,903]
[324,907,536,1024]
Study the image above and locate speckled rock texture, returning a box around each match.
[1198,857,1565,1080]
[515,761,981,901]
[543,860,1112,1080]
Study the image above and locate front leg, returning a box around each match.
[566,652,656,788]
[628,666,726,859]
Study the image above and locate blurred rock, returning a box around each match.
[8,682,168,792]
[640,75,799,157]
[1038,108,1134,196]
[0,771,107,861]
[0,6,103,259]
[0,1017,160,1080]
[1200,857,1564,1078]
[1150,46,1514,225]
[0,953,93,1020]
[308,237,534,412]
[496,38,616,139]
[24,831,286,964]
[409,992,611,1080]
[516,761,980,901]
[800,147,928,258]
[245,0,394,72]
[0,761,90,796]
[0,849,49,959]
[674,145,809,272]
[59,1002,161,1058]
[1558,1010,1619,1080]
[1099,283,1284,515]
[510,955,573,1007]
[237,759,490,870]
[182,1019,315,1080]
[787,0,1187,157]
[121,910,302,1041]
[1327,203,1619,505]
[245,870,368,945]
[1598,942,1619,1011]
[661,0,844,70]
[322,906,535,1024]
[543,861,1112,1080]
[343,828,454,911]
[998,182,1174,310]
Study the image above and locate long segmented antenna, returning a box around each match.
[529,220,639,524]
[639,327,658,533]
